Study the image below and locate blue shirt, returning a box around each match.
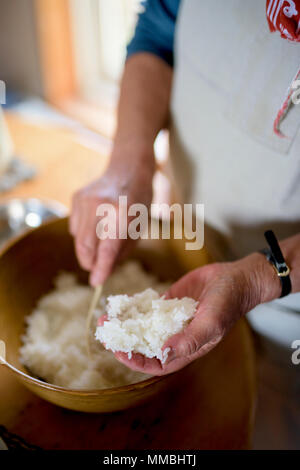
[127,0,180,67]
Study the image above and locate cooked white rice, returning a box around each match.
[20,261,168,390]
[95,288,197,363]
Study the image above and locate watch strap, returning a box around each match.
[260,230,291,298]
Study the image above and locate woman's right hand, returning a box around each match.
[69,140,155,286]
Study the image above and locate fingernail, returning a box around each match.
[90,273,101,287]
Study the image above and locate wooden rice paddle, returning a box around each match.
[85,284,103,358]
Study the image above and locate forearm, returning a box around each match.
[110,53,173,173]
[71,52,173,285]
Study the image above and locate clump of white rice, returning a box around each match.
[20,261,168,390]
[95,288,197,363]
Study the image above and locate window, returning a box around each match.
[69,0,142,108]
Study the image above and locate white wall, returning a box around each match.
[0,0,43,97]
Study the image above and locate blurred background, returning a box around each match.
[0,0,170,221]
[0,0,142,137]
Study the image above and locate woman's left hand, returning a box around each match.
[109,253,280,375]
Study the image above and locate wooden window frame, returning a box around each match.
[34,0,116,139]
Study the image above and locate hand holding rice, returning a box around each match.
[95,288,198,363]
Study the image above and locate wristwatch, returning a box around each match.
[260,230,291,298]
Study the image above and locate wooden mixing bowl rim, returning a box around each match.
[2,360,170,395]
[0,217,173,396]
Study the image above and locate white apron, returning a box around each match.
[170,0,300,449]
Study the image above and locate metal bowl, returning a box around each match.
[0,198,67,249]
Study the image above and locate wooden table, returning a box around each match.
[2,112,110,208]
[0,113,256,449]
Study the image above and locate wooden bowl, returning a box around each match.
[0,217,193,413]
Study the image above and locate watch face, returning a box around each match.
[0,437,8,450]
